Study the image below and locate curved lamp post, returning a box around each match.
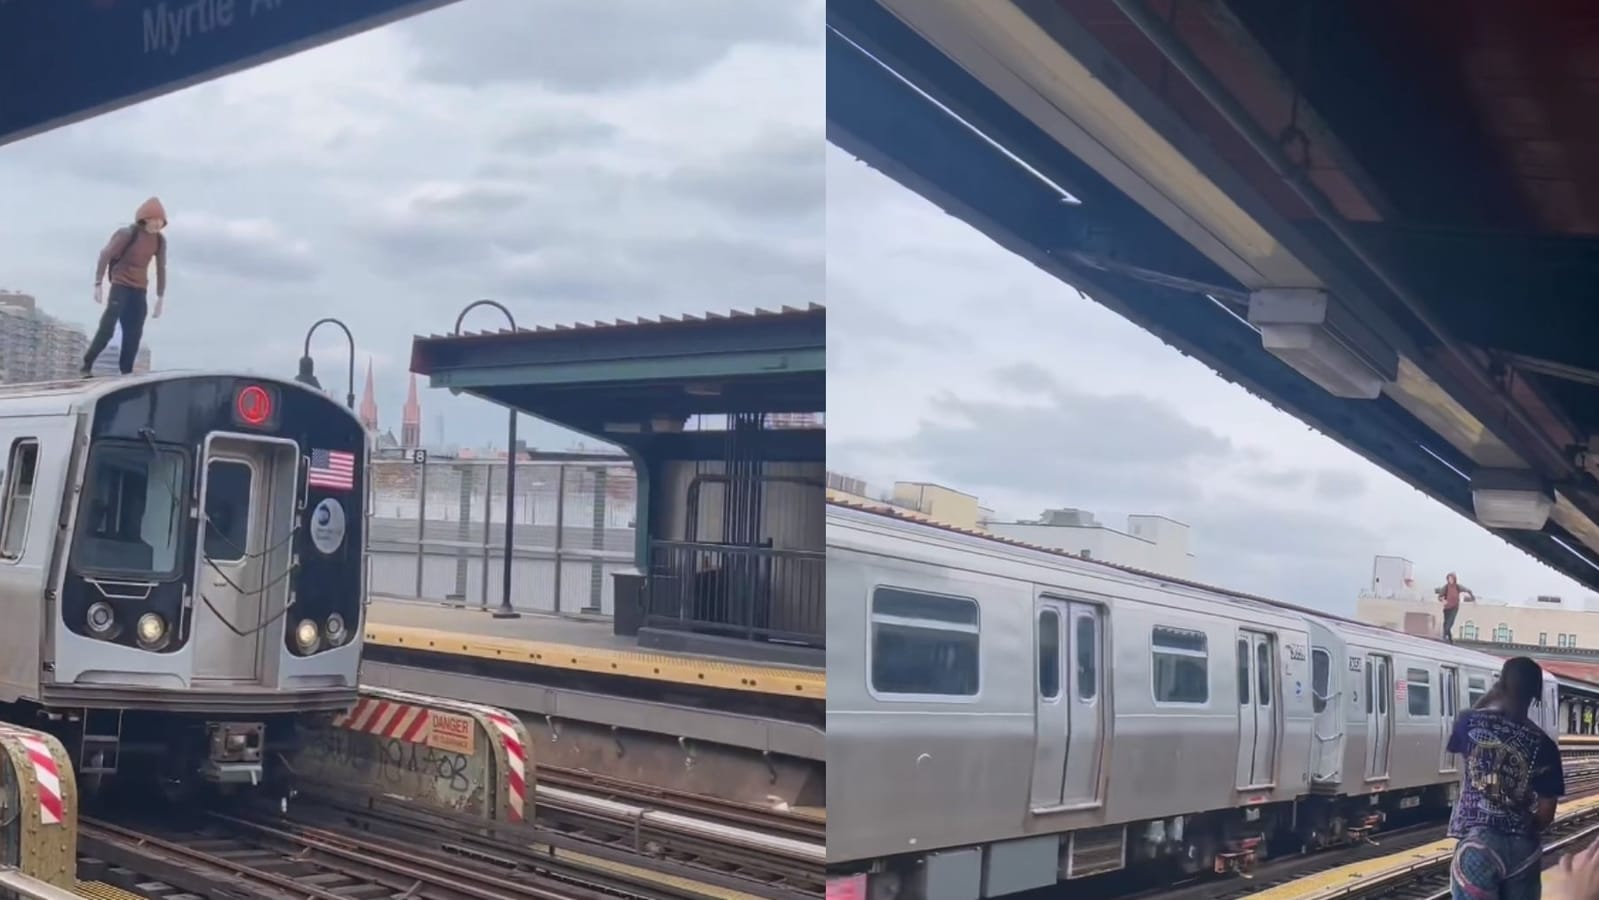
[296,318,357,411]
[455,300,521,621]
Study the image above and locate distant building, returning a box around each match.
[1355,555,1599,648]
[989,508,1194,580]
[0,291,91,382]
[402,374,422,448]
[356,361,427,457]
[889,482,985,531]
[358,360,379,432]
[825,473,987,531]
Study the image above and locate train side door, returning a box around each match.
[1235,630,1278,789]
[1062,604,1104,807]
[1030,601,1068,809]
[1310,648,1342,781]
[1030,598,1105,811]
[1439,665,1459,773]
[1365,654,1393,780]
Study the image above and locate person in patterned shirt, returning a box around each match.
[1448,656,1565,899]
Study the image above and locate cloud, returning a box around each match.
[665,130,823,220]
[177,213,320,283]
[399,0,816,92]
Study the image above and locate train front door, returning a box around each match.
[1365,654,1393,781]
[1030,597,1104,811]
[191,434,294,683]
[1439,665,1460,774]
[1234,630,1278,789]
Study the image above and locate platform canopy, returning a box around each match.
[409,304,826,457]
[0,0,458,148]
[828,0,1599,593]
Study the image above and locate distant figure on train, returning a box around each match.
[1436,572,1472,643]
[85,196,167,377]
[1448,656,1566,900]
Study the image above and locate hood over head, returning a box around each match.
[135,196,167,224]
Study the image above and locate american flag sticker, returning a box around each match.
[308,448,356,492]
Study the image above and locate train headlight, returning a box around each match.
[325,613,347,646]
[294,619,320,655]
[135,613,168,650]
[86,602,118,638]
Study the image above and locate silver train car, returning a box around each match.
[827,502,1559,900]
[0,372,365,787]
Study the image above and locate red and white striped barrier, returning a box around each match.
[0,724,76,889]
[304,687,532,823]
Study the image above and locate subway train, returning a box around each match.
[0,372,365,790]
[826,501,1561,900]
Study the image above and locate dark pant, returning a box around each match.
[1443,606,1459,643]
[84,284,147,375]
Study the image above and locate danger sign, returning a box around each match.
[1396,680,1408,701]
[426,711,477,756]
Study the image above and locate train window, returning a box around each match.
[1038,609,1061,700]
[1407,668,1431,717]
[203,461,254,563]
[1152,626,1208,704]
[1256,641,1272,705]
[1236,639,1250,705]
[1076,614,1097,701]
[1365,661,1373,714]
[73,442,186,579]
[0,440,38,560]
[1311,649,1330,713]
[869,587,980,698]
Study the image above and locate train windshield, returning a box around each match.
[73,442,187,580]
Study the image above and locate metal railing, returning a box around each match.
[368,456,636,615]
[645,539,824,648]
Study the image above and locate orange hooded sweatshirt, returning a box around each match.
[95,197,168,294]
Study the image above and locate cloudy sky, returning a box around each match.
[0,0,822,449]
[826,146,1597,616]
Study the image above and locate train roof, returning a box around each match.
[0,370,357,423]
[829,498,1599,689]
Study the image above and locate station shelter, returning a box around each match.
[409,304,826,668]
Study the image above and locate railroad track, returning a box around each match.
[296,789,823,900]
[78,811,712,900]
[539,765,824,845]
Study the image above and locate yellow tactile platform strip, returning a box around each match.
[365,623,826,700]
[76,881,146,900]
[1249,792,1599,900]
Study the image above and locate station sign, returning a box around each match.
[0,0,459,147]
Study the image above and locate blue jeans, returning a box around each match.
[1452,828,1543,900]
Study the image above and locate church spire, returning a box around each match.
[402,373,422,448]
[358,359,379,431]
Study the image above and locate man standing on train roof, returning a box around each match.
[1437,572,1472,644]
[83,196,167,377]
[1448,656,1566,900]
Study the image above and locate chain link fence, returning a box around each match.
[367,456,637,615]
